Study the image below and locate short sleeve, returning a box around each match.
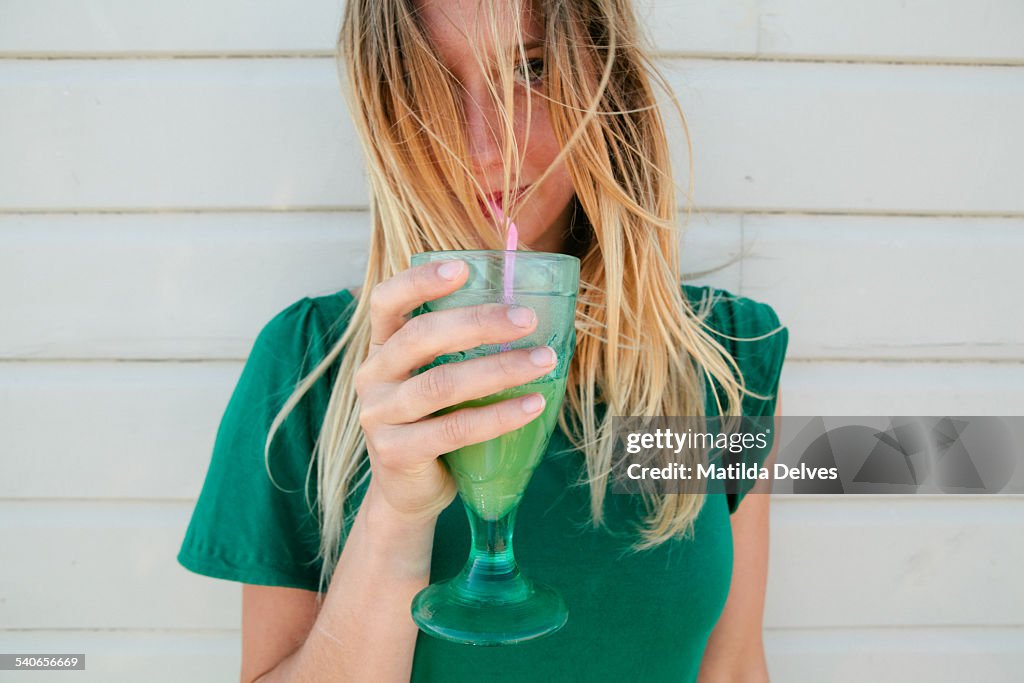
[177,295,351,591]
[686,286,790,514]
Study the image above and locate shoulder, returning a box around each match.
[682,283,788,352]
[176,289,358,591]
[681,284,785,339]
[251,288,358,366]
[681,283,790,411]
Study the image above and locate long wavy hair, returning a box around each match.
[267,0,773,596]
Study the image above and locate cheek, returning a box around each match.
[543,160,576,207]
[522,105,563,165]
[530,164,575,225]
[518,102,576,204]
[525,124,576,201]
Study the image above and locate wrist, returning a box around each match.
[363,478,443,531]
[359,480,438,578]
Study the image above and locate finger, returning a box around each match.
[389,345,557,424]
[368,260,469,352]
[399,390,548,464]
[375,302,538,382]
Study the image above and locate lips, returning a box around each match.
[481,185,529,209]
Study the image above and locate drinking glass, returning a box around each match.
[408,249,579,646]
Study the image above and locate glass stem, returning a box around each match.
[455,502,530,602]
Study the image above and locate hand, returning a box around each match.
[354,260,559,526]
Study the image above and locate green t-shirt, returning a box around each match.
[178,284,788,682]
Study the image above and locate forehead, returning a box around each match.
[413,0,543,64]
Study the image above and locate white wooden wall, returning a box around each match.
[2,1,1022,681]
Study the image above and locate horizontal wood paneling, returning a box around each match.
[0,362,237,499]
[2,213,1020,361]
[0,502,239,630]
[0,0,343,56]
[0,499,1020,630]
[0,212,371,360]
[2,1,1021,63]
[742,215,1024,360]
[0,631,239,683]
[764,626,1024,683]
[0,627,1019,683]
[780,360,1024,416]
[0,59,361,211]
[1,360,1021,500]
[767,498,1024,629]
[681,211,743,292]
[658,59,1024,214]
[755,0,1024,64]
[2,59,1022,213]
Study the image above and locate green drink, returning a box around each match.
[440,376,568,521]
[409,249,579,646]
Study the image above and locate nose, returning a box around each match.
[462,86,505,176]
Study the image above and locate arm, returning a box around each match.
[240,261,550,680]
[241,480,435,683]
[697,398,781,683]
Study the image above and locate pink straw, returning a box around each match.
[488,197,518,352]
[487,197,518,304]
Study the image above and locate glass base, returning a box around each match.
[411,576,568,646]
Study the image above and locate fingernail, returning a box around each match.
[507,305,535,327]
[521,394,545,413]
[529,346,556,367]
[438,261,464,280]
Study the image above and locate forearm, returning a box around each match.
[255,482,435,682]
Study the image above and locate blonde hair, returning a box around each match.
[267,0,777,596]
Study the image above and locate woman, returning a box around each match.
[178,0,788,680]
